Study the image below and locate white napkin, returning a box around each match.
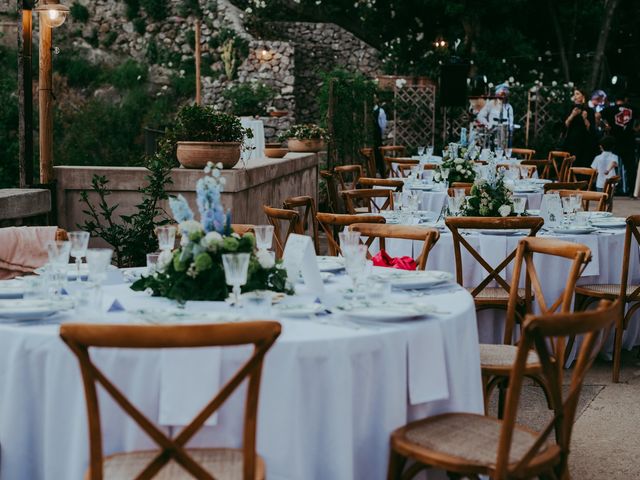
[407,322,449,405]
[158,347,222,426]
[478,233,508,287]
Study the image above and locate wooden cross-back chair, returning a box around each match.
[444,216,544,316]
[384,157,419,178]
[358,147,377,178]
[520,159,549,179]
[569,167,597,190]
[518,164,538,179]
[422,163,438,171]
[341,188,394,214]
[348,224,440,270]
[543,181,587,193]
[481,236,592,418]
[546,150,572,180]
[320,170,342,214]
[334,164,363,191]
[357,177,404,192]
[510,148,536,161]
[60,321,282,480]
[388,299,618,480]
[283,195,319,254]
[555,189,608,212]
[262,206,302,258]
[316,213,385,256]
[576,215,640,382]
[557,155,576,182]
[447,186,472,197]
[379,145,406,159]
[604,175,620,212]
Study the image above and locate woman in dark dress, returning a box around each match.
[562,88,598,167]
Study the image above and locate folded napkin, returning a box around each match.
[158,347,222,427]
[372,250,417,270]
[407,321,449,405]
[0,226,58,280]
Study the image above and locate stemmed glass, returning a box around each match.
[254,225,274,252]
[505,148,513,160]
[426,146,434,159]
[46,240,71,296]
[68,231,89,279]
[393,191,404,213]
[86,248,113,285]
[447,196,463,216]
[343,244,367,296]
[512,196,526,216]
[441,168,450,189]
[222,253,251,307]
[156,225,177,252]
[570,194,583,214]
[417,146,426,157]
[339,230,361,253]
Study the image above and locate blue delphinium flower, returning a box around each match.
[195,162,228,234]
[169,194,194,222]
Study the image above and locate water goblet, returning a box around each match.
[86,248,113,286]
[512,196,526,216]
[495,147,504,159]
[68,231,89,278]
[570,194,583,213]
[561,197,573,225]
[222,253,251,307]
[339,230,361,252]
[393,191,404,212]
[505,148,512,159]
[447,196,461,216]
[46,241,71,295]
[254,225,274,251]
[156,225,176,252]
[441,168,450,189]
[146,253,160,275]
[426,146,434,158]
[417,146,426,157]
[453,188,466,200]
[343,244,367,295]
[519,166,530,179]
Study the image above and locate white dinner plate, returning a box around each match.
[590,218,627,229]
[131,308,241,325]
[588,211,613,219]
[408,184,435,191]
[273,302,324,317]
[316,256,345,272]
[478,229,527,236]
[552,226,597,235]
[370,269,453,289]
[530,179,553,184]
[0,298,74,321]
[0,279,26,299]
[527,209,541,216]
[341,304,441,322]
[512,187,541,193]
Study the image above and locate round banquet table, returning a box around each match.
[0,274,483,480]
[377,227,640,354]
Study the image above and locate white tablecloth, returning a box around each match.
[0,274,482,480]
[240,118,265,165]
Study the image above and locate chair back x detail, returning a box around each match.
[263,206,302,258]
[60,321,281,480]
[341,188,394,214]
[316,213,385,256]
[283,195,319,254]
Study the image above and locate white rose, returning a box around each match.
[256,249,275,269]
[456,165,463,171]
[157,250,173,272]
[498,205,512,217]
[179,220,203,236]
[201,231,223,251]
[434,173,441,182]
[454,158,464,164]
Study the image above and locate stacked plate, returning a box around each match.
[316,256,345,273]
[0,298,74,322]
[339,302,443,322]
[408,183,435,191]
[478,229,527,236]
[552,226,597,235]
[591,217,626,229]
[0,279,26,299]
[370,269,453,289]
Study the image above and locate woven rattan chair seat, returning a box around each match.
[467,287,526,301]
[576,283,640,298]
[96,449,265,480]
[480,344,541,369]
[401,413,550,467]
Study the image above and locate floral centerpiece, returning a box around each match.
[131,163,292,302]
[461,175,514,217]
[279,124,329,153]
[433,143,477,184]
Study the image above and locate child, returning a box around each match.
[591,136,618,191]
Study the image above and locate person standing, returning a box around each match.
[602,93,637,196]
[477,83,514,147]
[372,95,388,177]
[562,88,598,168]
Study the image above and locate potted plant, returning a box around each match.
[175,105,253,169]
[222,82,275,117]
[280,124,328,153]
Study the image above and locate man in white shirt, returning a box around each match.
[477,83,514,132]
[591,136,618,191]
[373,95,388,176]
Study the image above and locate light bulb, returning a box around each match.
[48,9,59,21]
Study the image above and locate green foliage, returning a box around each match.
[209,28,249,80]
[222,82,275,116]
[462,177,514,217]
[102,31,118,48]
[0,46,19,188]
[170,72,196,98]
[54,53,102,87]
[146,39,159,64]
[174,104,253,143]
[133,17,146,35]
[78,153,173,267]
[318,69,375,166]
[178,0,202,18]
[105,60,148,89]
[124,0,140,20]
[141,0,168,21]
[279,124,329,142]
[70,2,90,22]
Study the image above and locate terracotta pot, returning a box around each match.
[287,138,325,153]
[269,110,288,118]
[176,141,241,169]
[264,147,289,158]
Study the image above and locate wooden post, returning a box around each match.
[525,90,531,147]
[18,1,34,187]
[327,77,336,170]
[39,15,53,184]
[195,20,202,105]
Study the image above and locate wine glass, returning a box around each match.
[339,230,361,253]
[447,196,461,216]
[156,225,176,252]
[513,196,526,216]
[426,146,434,158]
[417,146,426,157]
[505,148,513,159]
[68,231,89,278]
[570,194,583,214]
[222,253,251,307]
[393,191,404,212]
[46,241,71,295]
[441,168,450,189]
[253,225,274,251]
[146,253,160,275]
[343,244,367,295]
[86,248,113,285]
[495,148,504,159]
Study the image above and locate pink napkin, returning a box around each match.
[0,226,59,279]
[372,250,417,270]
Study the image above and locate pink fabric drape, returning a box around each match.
[0,226,59,280]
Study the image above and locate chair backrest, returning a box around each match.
[316,213,385,256]
[445,217,544,301]
[348,224,440,270]
[518,164,537,179]
[510,148,536,161]
[379,145,406,159]
[558,155,576,182]
[569,167,597,190]
[56,228,68,241]
[494,300,618,479]
[603,175,620,212]
[521,159,549,179]
[543,181,588,193]
[263,206,302,258]
[617,215,640,302]
[447,186,472,197]
[60,321,282,480]
[504,237,592,345]
[334,164,363,191]
[547,150,571,180]
[359,147,377,178]
[231,224,255,236]
[555,189,607,212]
[283,195,319,254]
[341,188,394,214]
[320,170,342,214]
[422,163,438,171]
[384,157,418,178]
[357,177,404,192]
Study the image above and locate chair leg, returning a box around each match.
[387,449,406,480]
[612,322,623,383]
[497,378,508,419]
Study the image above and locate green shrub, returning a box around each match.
[101,31,118,48]
[146,39,159,64]
[178,0,202,18]
[54,54,102,87]
[133,17,146,35]
[0,46,19,188]
[141,0,168,21]
[70,2,90,22]
[124,0,140,20]
[222,82,274,116]
[105,60,148,90]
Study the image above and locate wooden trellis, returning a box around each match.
[392,82,437,148]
